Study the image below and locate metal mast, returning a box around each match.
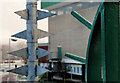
[26,0,37,81]
[7,0,55,81]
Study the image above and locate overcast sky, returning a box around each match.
[0,0,48,45]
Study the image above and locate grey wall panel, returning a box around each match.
[48,6,98,59]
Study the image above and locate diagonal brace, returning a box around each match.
[71,11,92,30]
[65,52,86,63]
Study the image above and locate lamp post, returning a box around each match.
[8,38,17,82]
[71,65,72,80]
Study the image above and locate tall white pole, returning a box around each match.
[8,38,17,82]
[8,38,11,82]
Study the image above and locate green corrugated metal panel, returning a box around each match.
[41,0,66,9]
[86,13,102,82]
[70,1,120,82]
[105,2,120,82]
[85,2,104,82]
[86,2,120,82]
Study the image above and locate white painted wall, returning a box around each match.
[48,6,98,59]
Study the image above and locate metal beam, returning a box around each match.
[85,1,104,82]
[71,11,92,29]
[26,0,38,81]
[101,5,106,81]
[65,53,86,63]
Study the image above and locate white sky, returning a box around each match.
[0,0,48,45]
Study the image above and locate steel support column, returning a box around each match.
[26,0,37,81]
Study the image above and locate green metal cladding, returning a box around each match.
[41,0,66,9]
[42,1,120,82]
[70,2,120,82]
[104,2,120,82]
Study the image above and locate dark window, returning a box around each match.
[77,67,79,73]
